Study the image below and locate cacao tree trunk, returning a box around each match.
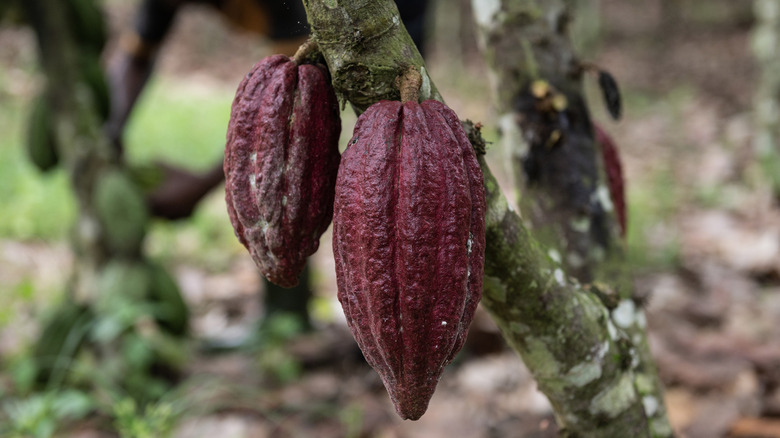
[23,0,188,399]
[22,0,115,302]
[472,0,613,283]
[302,0,672,436]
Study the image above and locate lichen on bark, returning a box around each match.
[480,156,671,436]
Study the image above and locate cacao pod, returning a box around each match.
[598,70,622,121]
[94,169,149,255]
[224,55,341,287]
[26,54,109,172]
[333,99,486,420]
[26,95,59,171]
[79,53,111,120]
[593,122,626,237]
[68,0,108,54]
[147,261,189,337]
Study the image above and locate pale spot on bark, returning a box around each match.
[589,373,637,418]
[471,0,502,29]
[642,395,658,417]
[612,299,636,329]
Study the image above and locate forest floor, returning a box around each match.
[3,0,780,437]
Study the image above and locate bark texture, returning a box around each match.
[303,0,440,112]
[304,0,672,436]
[480,160,669,437]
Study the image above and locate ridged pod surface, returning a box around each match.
[225,55,341,287]
[593,122,626,237]
[333,99,486,420]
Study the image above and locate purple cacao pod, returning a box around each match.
[332,99,486,420]
[224,55,341,287]
[593,122,626,238]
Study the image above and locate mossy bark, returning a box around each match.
[304,0,672,436]
[481,159,670,437]
[303,0,440,112]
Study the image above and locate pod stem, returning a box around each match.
[292,39,318,64]
[399,66,422,103]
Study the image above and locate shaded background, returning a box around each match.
[1,0,780,436]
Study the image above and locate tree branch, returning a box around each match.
[303,0,440,111]
[472,0,615,283]
[480,155,669,437]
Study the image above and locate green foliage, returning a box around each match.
[1,390,95,438]
[88,261,190,402]
[0,279,35,327]
[0,73,234,436]
[6,294,187,433]
[16,258,191,414]
[31,301,93,387]
[0,388,181,438]
[0,10,258,437]
[25,95,60,172]
[68,0,108,54]
[0,77,236,249]
[338,403,365,438]
[112,398,178,438]
[254,314,305,384]
[147,261,190,336]
[78,52,111,120]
